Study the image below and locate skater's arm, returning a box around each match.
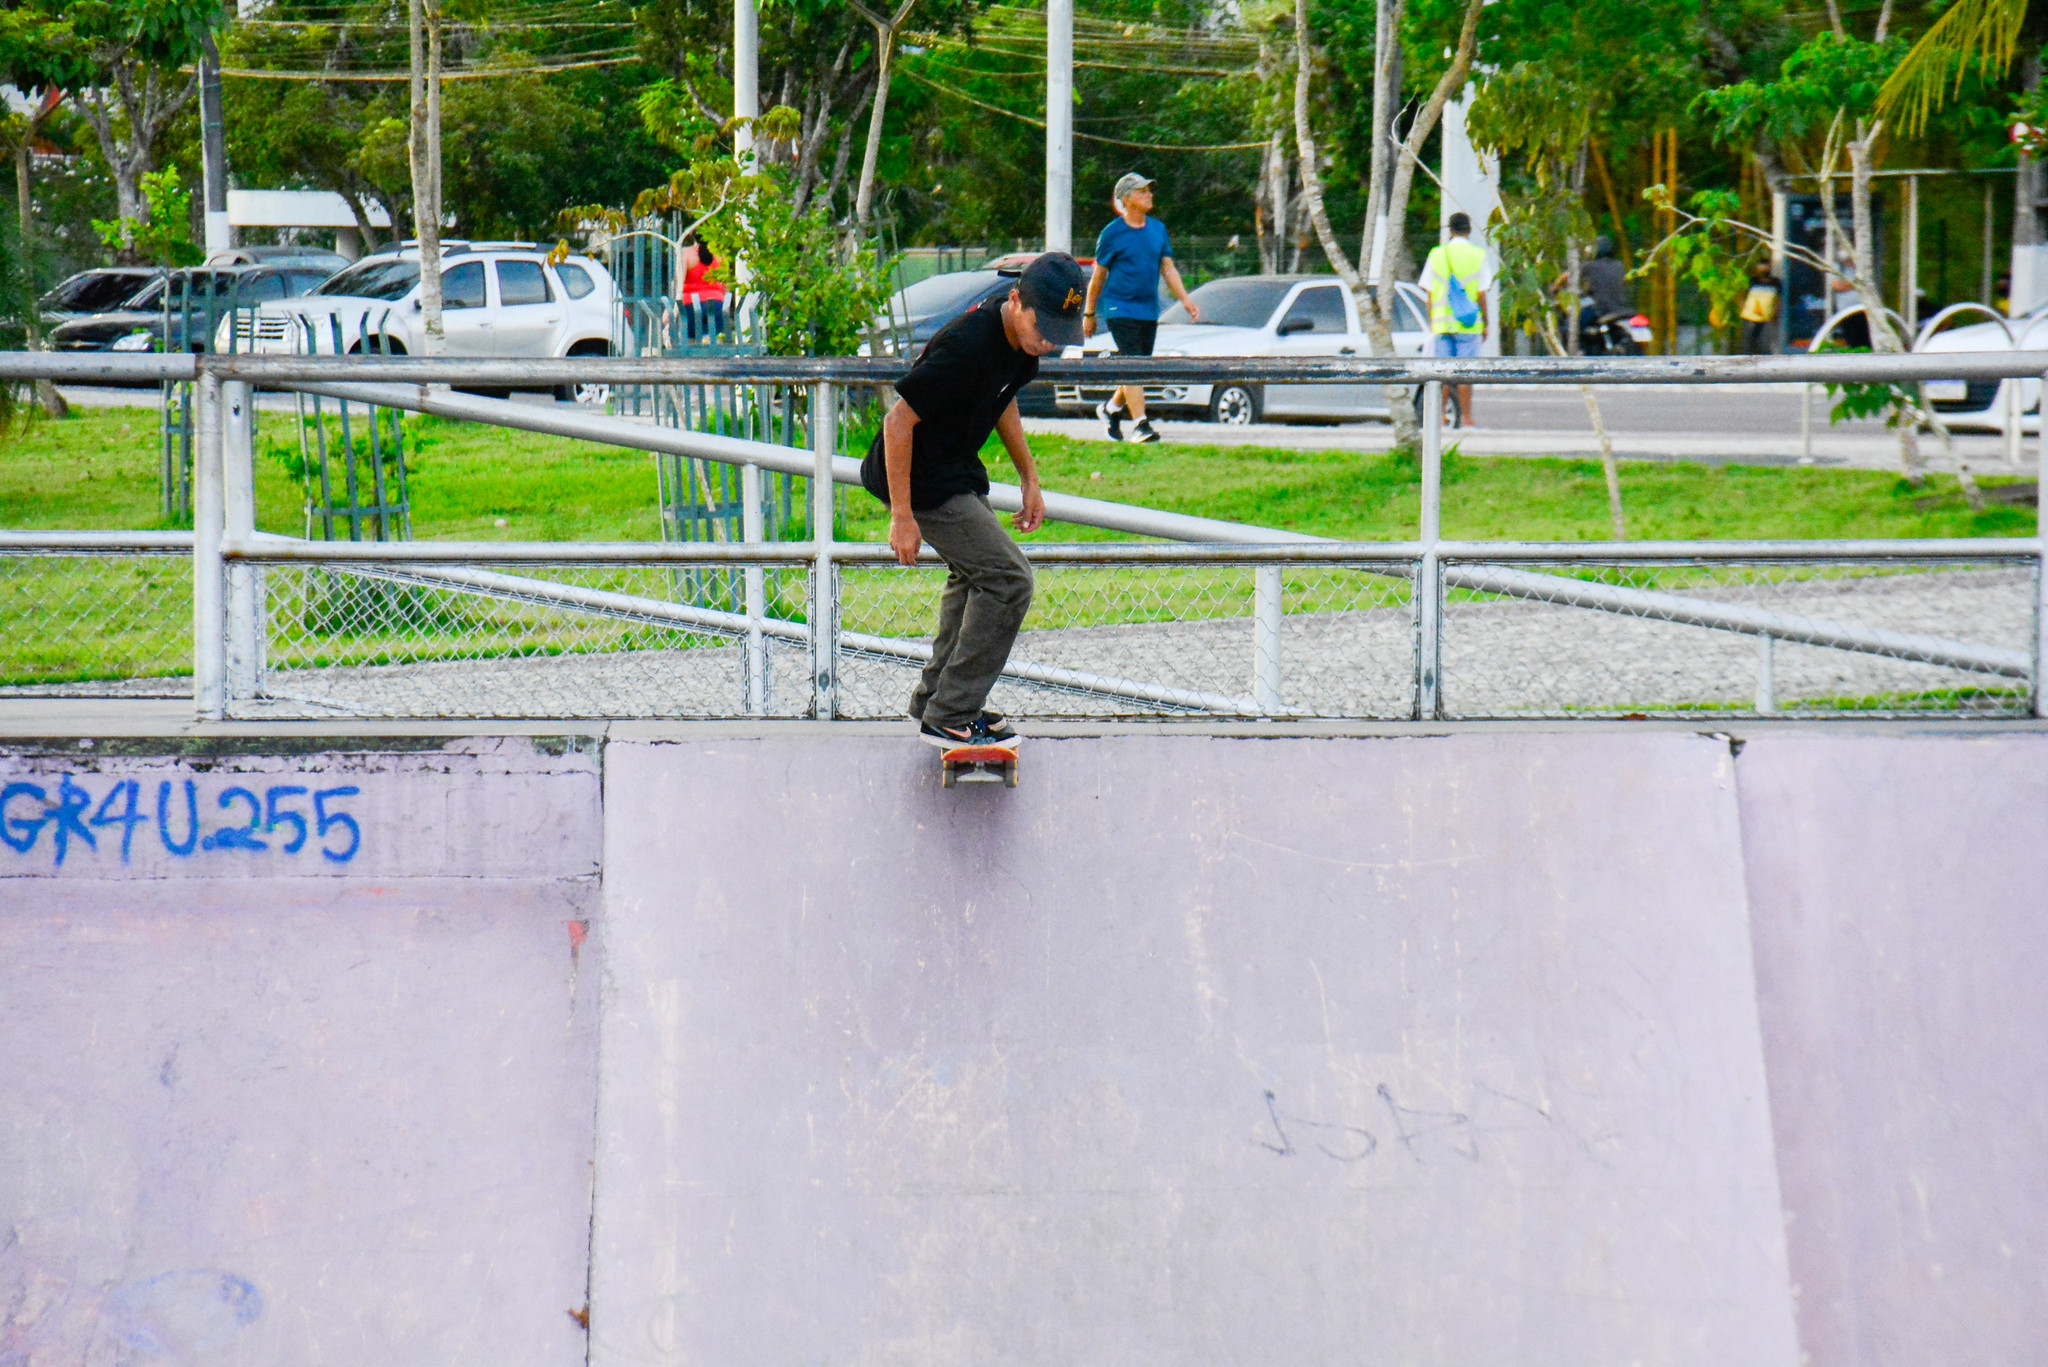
[994,400,1044,534]
[1083,263,1108,336]
[1160,257,1200,322]
[882,398,922,565]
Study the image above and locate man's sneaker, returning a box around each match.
[909,705,1006,728]
[1131,417,1162,444]
[1097,399,1126,442]
[920,715,1021,750]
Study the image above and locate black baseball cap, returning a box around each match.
[1016,251,1087,348]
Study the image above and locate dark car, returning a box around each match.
[33,267,165,329]
[49,264,337,355]
[878,256,1109,416]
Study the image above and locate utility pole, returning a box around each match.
[408,0,444,355]
[199,32,230,258]
[734,0,758,164]
[1045,0,1072,254]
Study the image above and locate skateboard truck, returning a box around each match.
[940,744,1019,788]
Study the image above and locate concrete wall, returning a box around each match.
[4,729,2044,1366]
[1739,735,2048,1367]
[0,739,602,1366]
[593,735,1799,1366]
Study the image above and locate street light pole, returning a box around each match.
[734,0,758,164]
[1045,0,1072,254]
[199,33,230,258]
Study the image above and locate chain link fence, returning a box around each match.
[1437,557,2037,719]
[0,549,193,697]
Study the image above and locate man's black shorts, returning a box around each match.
[1106,317,1158,357]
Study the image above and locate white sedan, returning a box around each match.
[1054,274,1433,424]
[1912,303,2048,434]
[229,242,617,399]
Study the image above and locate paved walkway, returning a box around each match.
[1028,383,2035,473]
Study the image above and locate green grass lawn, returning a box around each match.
[0,405,2031,692]
[0,404,2034,543]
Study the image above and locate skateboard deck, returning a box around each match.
[940,743,1019,788]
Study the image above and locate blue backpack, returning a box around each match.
[1445,271,1481,329]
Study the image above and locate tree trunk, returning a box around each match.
[852,2,915,242]
[1565,142,1586,356]
[1847,124,1920,482]
[1355,0,1404,390]
[409,0,445,357]
[16,142,66,418]
[1341,0,1486,447]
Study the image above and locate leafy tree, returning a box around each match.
[91,164,200,264]
[53,0,224,260]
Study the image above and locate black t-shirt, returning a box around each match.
[861,300,1038,511]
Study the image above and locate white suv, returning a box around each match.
[233,241,616,397]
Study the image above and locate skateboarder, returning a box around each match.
[861,251,1086,748]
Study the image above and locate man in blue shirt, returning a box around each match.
[1083,172,1200,443]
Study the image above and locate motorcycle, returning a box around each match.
[1577,303,1651,356]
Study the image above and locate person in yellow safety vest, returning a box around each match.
[1417,211,1488,430]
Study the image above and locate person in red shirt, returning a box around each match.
[680,235,726,339]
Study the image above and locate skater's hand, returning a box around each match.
[1013,483,1045,534]
[888,512,923,566]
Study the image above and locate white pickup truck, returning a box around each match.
[1056,274,1435,425]
[229,241,617,400]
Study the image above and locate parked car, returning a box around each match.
[48,264,337,355]
[243,241,616,401]
[878,255,1106,414]
[1054,274,1432,424]
[1912,304,2048,434]
[207,244,353,273]
[34,267,165,330]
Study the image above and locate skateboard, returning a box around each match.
[941,742,1019,788]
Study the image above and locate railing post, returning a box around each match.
[193,370,225,722]
[810,382,838,719]
[1252,564,1282,714]
[1801,383,1812,463]
[1755,633,1777,715]
[1417,379,1443,719]
[223,380,263,706]
[741,458,768,714]
[2037,368,2047,719]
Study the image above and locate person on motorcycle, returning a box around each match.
[1578,237,1633,343]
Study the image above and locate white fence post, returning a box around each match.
[223,380,262,706]
[1417,380,1444,719]
[811,382,839,719]
[193,372,225,721]
[1755,634,1778,714]
[1252,564,1282,714]
[2037,369,2047,719]
[741,459,768,714]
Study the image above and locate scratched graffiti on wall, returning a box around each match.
[0,1234,263,1364]
[1,775,363,867]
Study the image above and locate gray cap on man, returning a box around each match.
[1113,172,1155,204]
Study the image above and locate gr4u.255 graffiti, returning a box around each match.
[1,775,363,867]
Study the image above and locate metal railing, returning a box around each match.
[3,350,2044,722]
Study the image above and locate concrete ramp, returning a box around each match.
[1739,734,2048,1367]
[9,726,2043,1365]
[0,740,602,1366]
[593,735,1800,1366]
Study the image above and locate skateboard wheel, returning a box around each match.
[1003,763,1017,788]
[942,766,957,789]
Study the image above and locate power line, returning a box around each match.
[217,54,642,81]
[899,68,1266,152]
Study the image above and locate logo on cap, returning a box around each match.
[1062,287,1083,310]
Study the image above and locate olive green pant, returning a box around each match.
[907,494,1034,728]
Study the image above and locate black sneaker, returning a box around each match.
[1131,417,1161,444]
[921,716,1021,750]
[1097,399,1126,442]
[909,705,1006,728]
